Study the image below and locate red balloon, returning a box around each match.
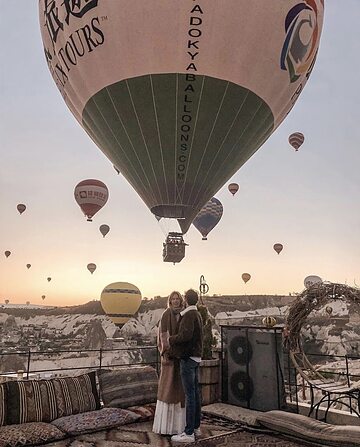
[74,180,109,222]
[228,183,239,196]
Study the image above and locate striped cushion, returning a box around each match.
[0,385,6,426]
[52,371,100,417]
[4,380,57,425]
[98,366,158,409]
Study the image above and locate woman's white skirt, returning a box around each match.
[152,400,186,435]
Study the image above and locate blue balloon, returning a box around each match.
[193,197,223,240]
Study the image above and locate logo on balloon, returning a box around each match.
[280,1,320,83]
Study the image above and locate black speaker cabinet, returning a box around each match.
[221,325,286,411]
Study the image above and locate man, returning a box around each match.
[168,289,203,443]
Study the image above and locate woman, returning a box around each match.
[153,291,186,435]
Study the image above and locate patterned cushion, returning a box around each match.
[4,380,57,425]
[98,366,158,409]
[52,371,100,417]
[257,410,360,447]
[51,407,140,436]
[127,403,157,421]
[0,422,65,447]
[0,385,6,426]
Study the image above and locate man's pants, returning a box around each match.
[180,358,201,435]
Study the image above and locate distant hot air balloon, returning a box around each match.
[228,183,239,196]
[262,316,277,328]
[193,197,223,240]
[273,243,283,255]
[288,132,304,151]
[87,263,97,274]
[26,301,30,306]
[39,1,323,235]
[100,281,142,329]
[242,273,251,284]
[17,204,26,215]
[47,277,51,282]
[74,180,109,222]
[4,299,9,305]
[26,264,31,269]
[325,306,333,316]
[304,275,322,288]
[42,295,46,301]
[99,224,110,238]
[4,251,11,258]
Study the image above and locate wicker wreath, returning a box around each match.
[284,282,360,352]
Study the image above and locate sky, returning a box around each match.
[0,1,359,307]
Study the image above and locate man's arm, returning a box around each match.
[169,314,194,345]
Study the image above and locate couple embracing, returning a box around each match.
[153,289,203,443]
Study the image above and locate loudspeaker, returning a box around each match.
[222,326,285,411]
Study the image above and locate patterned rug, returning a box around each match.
[42,420,312,447]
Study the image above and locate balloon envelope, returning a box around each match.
[228,183,239,196]
[242,273,251,284]
[193,197,223,240]
[4,251,11,258]
[100,282,142,328]
[87,263,97,274]
[4,300,9,305]
[39,1,323,233]
[74,180,108,222]
[17,204,26,215]
[47,277,51,282]
[304,275,322,288]
[325,305,333,315]
[26,264,31,269]
[99,224,110,238]
[42,295,46,300]
[289,132,304,151]
[273,243,283,254]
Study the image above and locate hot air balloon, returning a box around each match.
[26,301,30,306]
[26,264,31,269]
[47,277,51,282]
[325,306,333,316]
[17,204,26,215]
[4,300,9,305]
[99,224,110,238]
[242,273,251,284]
[304,275,322,288]
[4,251,11,258]
[193,197,223,240]
[42,295,46,301]
[74,180,108,222]
[288,132,304,151]
[87,263,97,274]
[100,282,142,328]
[273,243,283,255]
[262,316,277,328]
[39,1,323,235]
[228,183,239,196]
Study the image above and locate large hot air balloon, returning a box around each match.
[228,183,239,196]
[74,180,108,222]
[39,1,323,234]
[242,273,251,284]
[193,197,223,240]
[87,263,97,274]
[288,132,304,151]
[17,204,26,215]
[273,243,283,255]
[100,282,142,328]
[47,277,52,282]
[26,264,31,269]
[4,251,11,258]
[99,224,110,238]
[304,275,322,288]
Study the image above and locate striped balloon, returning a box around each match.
[74,179,108,222]
[288,132,304,151]
[262,316,277,327]
[193,197,223,240]
[228,183,239,196]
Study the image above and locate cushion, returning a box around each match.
[0,422,65,447]
[51,407,140,436]
[98,366,158,409]
[52,371,100,418]
[4,379,57,425]
[127,403,157,421]
[0,385,6,426]
[257,410,360,447]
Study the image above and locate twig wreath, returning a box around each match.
[284,282,360,352]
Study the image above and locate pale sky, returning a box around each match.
[0,1,359,306]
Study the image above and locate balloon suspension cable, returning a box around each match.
[199,275,209,306]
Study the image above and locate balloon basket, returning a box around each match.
[163,232,188,264]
